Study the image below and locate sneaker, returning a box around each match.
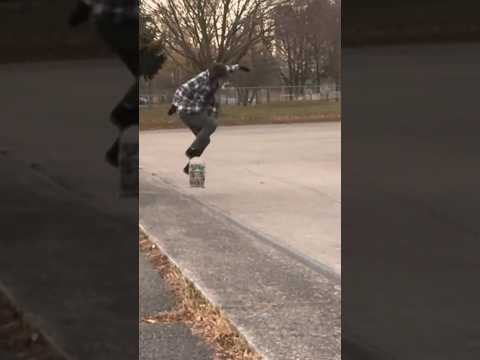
[105,139,119,168]
[183,162,190,175]
[118,126,139,197]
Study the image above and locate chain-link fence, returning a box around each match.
[140,84,340,107]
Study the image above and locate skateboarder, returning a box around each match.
[167,63,250,174]
[68,0,165,167]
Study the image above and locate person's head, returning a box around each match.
[140,42,166,80]
[209,63,228,80]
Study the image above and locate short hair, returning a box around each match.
[209,63,228,79]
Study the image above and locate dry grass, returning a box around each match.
[139,230,262,360]
[140,100,340,131]
[0,288,66,359]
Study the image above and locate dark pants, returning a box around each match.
[94,16,138,165]
[95,15,138,128]
[179,110,218,157]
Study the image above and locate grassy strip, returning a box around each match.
[0,286,67,359]
[139,230,262,360]
[140,100,340,131]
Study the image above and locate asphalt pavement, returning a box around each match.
[0,59,137,359]
[342,43,480,359]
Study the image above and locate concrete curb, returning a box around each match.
[141,196,394,360]
[0,282,73,360]
[139,223,267,359]
[342,333,397,360]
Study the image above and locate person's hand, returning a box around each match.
[141,52,166,81]
[68,1,91,27]
[167,104,177,116]
[239,65,251,72]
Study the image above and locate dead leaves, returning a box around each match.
[140,229,262,360]
[0,292,65,359]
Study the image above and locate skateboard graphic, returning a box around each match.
[118,125,139,197]
[189,158,205,188]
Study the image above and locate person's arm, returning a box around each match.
[205,91,217,116]
[68,0,92,27]
[203,65,248,114]
[226,64,251,73]
[168,84,192,115]
[168,72,205,115]
[168,88,182,115]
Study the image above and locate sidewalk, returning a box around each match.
[139,249,214,360]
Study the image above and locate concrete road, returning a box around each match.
[140,122,341,274]
[0,59,137,215]
[342,43,480,359]
[1,59,138,359]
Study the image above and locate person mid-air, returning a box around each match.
[167,63,250,174]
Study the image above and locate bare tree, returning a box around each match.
[140,1,163,51]
[230,45,281,104]
[273,0,339,90]
[273,0,311,97]
[140,2,167,90]
[307,0,340,86]
[149,0,280,71]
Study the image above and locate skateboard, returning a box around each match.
[118,125,139,197]
[189,158,205,188]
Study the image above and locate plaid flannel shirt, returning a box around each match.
[172,65,240,114]
[82,0,138,20]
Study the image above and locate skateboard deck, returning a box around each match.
[118,125,139,197]
[189,158,205,188]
